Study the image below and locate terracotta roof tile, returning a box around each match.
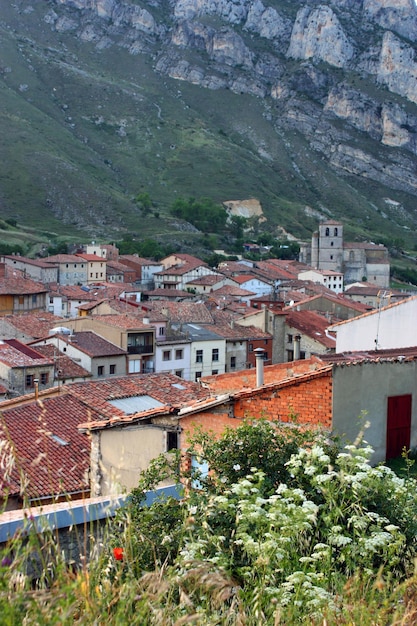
[28,344,92,380]
[1,312,65,340]
[0,394,95,499]
[286,310,336,348]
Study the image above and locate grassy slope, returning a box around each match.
[0,2,416,251]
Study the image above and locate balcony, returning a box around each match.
[127,344,153,355]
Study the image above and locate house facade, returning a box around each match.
[0,340,55,397]
[43,255,88,286]
[329,295,417,352]
[1,255,58,284]
[0,264,48,316]
[63,315,156,374]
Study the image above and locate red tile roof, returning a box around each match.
[1,312,65,340]
[145,301,215,324]
[0,394,95,499]
[28,344,92,380]
[286,310,336,348]
[0,341,53,368]
[0,270,47,295]
[201,356,330,394]
[48,331,127,358]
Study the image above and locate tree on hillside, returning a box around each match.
[170,197,228,233]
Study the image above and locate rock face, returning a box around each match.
[4,0,417,237]
[287,6,354,68]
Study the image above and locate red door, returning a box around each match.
[386,395,412,460]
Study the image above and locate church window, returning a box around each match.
[325,228,330,236]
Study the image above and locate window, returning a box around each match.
[212,369,218,375]
[287,334,293,344]
[175,370,183,378]
[175,349,183,360]
[19,296,24,305]
[331,241,334,246]
[40,372,49,385]
[97,365,104,377]
[230,356,236,369]
[334,228,338,236]
[159,327,165,336]
[249,343,253,352]
[325,227,329,236]
[26,374,34,388]
[163,350,171,361]
[195,371,202,381]
[110,364,116,375]
[212,348,219,362]
[32,294,37,304]
[128,359,141,373]
[196,349,203,363]
[166,431,179,451]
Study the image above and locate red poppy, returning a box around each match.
[113,547,124,561]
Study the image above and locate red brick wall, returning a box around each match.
[180,370,333,450]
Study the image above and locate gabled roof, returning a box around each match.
[0,394,95,499]
[0,312,65,340]
[81,314,155,331]
[68,373,210,429]
[0,270,48,295]
[200,356,331,395]
[186,274,225,286]
[211,284,255,297]
[0,340,53,368]
[285,310,335,348]
[319,346,417,364]
[48,331,127,358]
[232,274,270,286]
[76,254,107,262]
[2,255,54,269]
[43,254,82,264]
[145,300,215,324]
[28,344,92,380]
[329,294,417,330]
[155,260,208,277]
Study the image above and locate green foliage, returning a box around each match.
[391,264,417,287]
[186,419,323,495]
[3,423,417,624]
[171,197,227,234]
[0,242,25,256]
[117,236,173,260]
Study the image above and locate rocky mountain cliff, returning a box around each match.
[1,0,417,247]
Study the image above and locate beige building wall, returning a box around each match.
[92,426,168,496]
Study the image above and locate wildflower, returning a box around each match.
[1,556,12,567]
[113,547,124,561]
[233,463,241,471]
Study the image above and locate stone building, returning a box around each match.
[299,220,390,287]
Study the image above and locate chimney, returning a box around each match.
[254,348,265,387]
[293,335,301,360]
[143,316,150,325]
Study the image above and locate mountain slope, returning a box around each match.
[1,0,417,248]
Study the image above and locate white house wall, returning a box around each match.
[333,296,417,352]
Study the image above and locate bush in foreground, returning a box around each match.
[1,420,417,624]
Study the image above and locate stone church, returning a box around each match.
[299,220,390,288]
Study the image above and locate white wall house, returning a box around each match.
[179,324,226,381]
[329,295,417,352]
[155,339,191,379]
[298,269,344,294]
